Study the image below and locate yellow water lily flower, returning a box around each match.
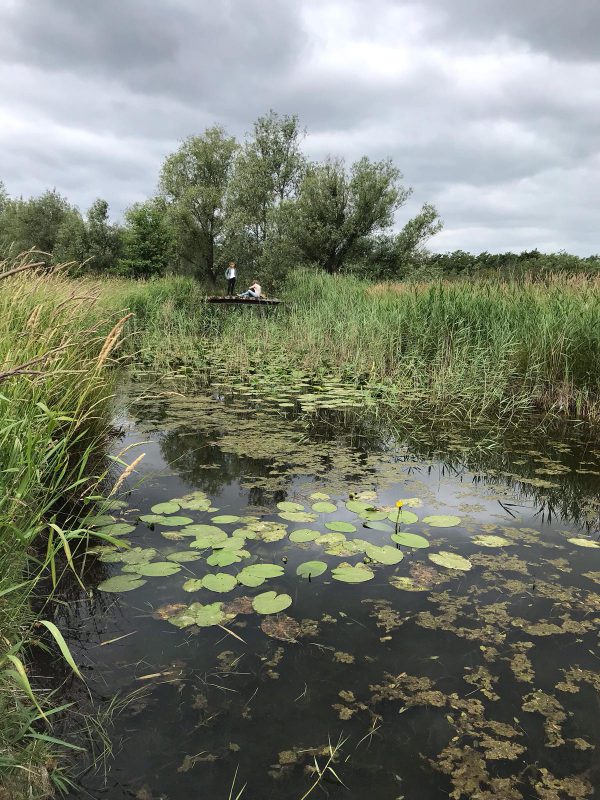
[395,500,405,508]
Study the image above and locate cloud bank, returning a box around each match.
[1,0,598,253]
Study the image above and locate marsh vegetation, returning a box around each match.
[1,245,600,799]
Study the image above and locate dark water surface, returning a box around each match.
[61,392,600,799]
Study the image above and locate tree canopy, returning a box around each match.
[0,110,447,286]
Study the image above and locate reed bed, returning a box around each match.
[105,269,600,422]
[0,254,128,797]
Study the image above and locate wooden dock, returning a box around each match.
[206,296,282,306]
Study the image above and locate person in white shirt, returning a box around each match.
[239,280,262,299]
[225,262,237,296]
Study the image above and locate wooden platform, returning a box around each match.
[206,296,282,306]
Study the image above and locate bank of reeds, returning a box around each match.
[0,253,129,797]
[103,269,600,422]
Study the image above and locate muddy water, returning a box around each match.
[61,392,600,799]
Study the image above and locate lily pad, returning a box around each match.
[312,501,337,513]
[100,546,157,565]
[332,564,374,583]
[279,511,317,523]
[346,500,370,514]
[423,515,461,528]
[363,520,394,533]
[365,544,404,565]
[325,521,357,534]
[428,551,472,571]
[202,573,238,593]
[124,561,181,577]
[277,501,305,512]
[189,528,228,548]
[182,578,204,592]
[211,515,241,524]
[97,574,147,592]
[316,532,346,546]
[207,549,248,567]
[289,528,320,543]
[310,492,330,501]
[391,532,429,549]
[472,535,512,548]
[170,601,230,628]
[161,531,185,541]
[237,563,284,587]
[326,540,365,556]
[101,523,136,537]
[151,501,180,515]
[567,537,600,548]
[212,536,247,551]
[252,591,293,615]
[296,560,328,578]
[387,510,419,524]
[166,551,203,563]
[256,526,288,543]
[139,514,193,527]
[88,514,116,527]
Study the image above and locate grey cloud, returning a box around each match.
[0,0,597,253]
[422,0,600,61]
[0,0,306,105]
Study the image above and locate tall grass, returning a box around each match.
[0,253,129,797]
[101,269,600,422]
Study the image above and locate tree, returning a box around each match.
[159,127,238,284]
[227,111,305,253]
[85,198,122,273]
[0,189,74,260]
[282,157,409,274]
[0,181,8,215]
[119,198,175,279]
[52,209,88,268]
[370,203,443,278]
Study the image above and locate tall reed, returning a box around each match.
[102,269,600,421]
[0,253,128,797]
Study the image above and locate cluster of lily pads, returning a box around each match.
[212,364,380,413]
[90,484,600,633]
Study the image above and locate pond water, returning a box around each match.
[60,390,600,799]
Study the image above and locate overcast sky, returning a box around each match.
[1,0,599,253]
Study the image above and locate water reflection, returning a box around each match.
[59,390,600,799]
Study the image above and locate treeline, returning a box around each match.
[425,249,600,278]
[1,111,598,287]
[0,111,443,287]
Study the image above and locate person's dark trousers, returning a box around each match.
[227,278,236,295]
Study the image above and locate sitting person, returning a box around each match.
[239,280,262,299]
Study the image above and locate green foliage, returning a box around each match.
[85,199,122,273]
[0,254,128,793]
[225,111,305,275]
[159,126,238,284]
[368,202,444,279]
[425,249,600,278]
[118,198,175,278]
[52,209,89,267]
[0,189,76,261]
[275,156,408,275]
[109,268,600,421]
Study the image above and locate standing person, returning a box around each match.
[225,262,237,296]
[239,279,262,299]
